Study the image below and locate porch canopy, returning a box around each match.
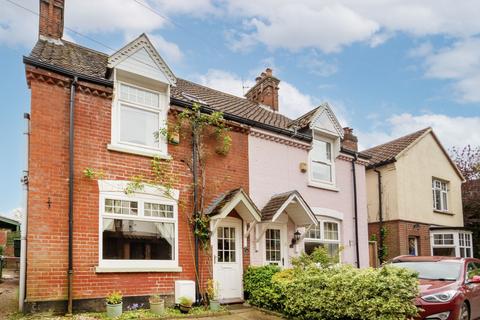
[205,188,262,224]
[261,190,318,226]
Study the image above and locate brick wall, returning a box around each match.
[25,66,250,305]
[368,220,431,260]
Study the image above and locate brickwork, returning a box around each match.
[25,67,250,305]
[368,220,431,260]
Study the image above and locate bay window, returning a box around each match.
[98,184,179,271]
[304,220,340,258]
[431,231,473,258]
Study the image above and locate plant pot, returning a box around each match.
[106,302,123,318]
[150,299,165,315]
[209,299,221,311]
[179,304,192,314]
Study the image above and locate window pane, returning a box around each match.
[120,105,159,148]
[144,203,174,218]
[311,162,332,182]
[324,222,339,240]
[120,84,159,108]
[312,140,331,162]
[444,234,454,245]
[102,218,174,260]
[434,190,441,210]
[265,229,281,262]
[432,247,455,256]
[217,227,236,263]
[105,199,138,216]
[442,192,448,211]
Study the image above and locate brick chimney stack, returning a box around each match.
[39,0,64,40]
[342,127,358,151]
[245,68,280,111]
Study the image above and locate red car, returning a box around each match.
[391,256,480,320]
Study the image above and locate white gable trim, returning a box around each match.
[209,190,262,223]
[108,33,177,86]
[309,103,344,139]
[271,193,318,226]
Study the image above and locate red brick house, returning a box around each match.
[22,0,370,313]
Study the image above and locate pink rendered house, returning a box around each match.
[245,70,371,268]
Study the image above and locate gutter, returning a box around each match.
[170,98,313,142]
[373,168,384,263]
[67,76,78,315]
[351,152,361,268]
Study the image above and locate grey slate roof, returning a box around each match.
[28,39,293,129]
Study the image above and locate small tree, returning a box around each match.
[450,145,480,258]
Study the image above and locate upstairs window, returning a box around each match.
[432,179,448,212]
[111,81,168,156]
[310,132,335,185]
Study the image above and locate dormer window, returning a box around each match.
[118,83,163,149]
[110,81,168,157]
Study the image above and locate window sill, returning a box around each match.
[308,181,339,192]
[95,266,183,273]
[107,144,171,159]
[433,210,454,215]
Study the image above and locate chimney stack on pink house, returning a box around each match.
[245,68,280,111]
[39,0,64,40]
[342,127,358,151]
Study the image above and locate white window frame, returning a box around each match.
[432,179,449,212]
[430,231,473,258]
[110,79,169,158]
[308,132,338,190]
[265,228,282,265]
[98,189,179,271]
[304,219,341,259]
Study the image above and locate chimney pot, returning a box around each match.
[245,68,280,111]
[39,0,64,40]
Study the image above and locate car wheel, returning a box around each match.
[459,302,470,320]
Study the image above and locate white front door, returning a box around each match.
[212,217,243,302]
[264,224,288,267]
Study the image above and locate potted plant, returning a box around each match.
[206,279,220,311]
[149,294,165,315]
[178,296,193,314]
[105,291,123,318]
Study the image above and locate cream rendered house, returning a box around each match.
[363,128,472,261]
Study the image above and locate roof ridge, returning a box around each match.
[362,127,431,153]
[177,78,293,122]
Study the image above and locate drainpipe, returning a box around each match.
[374,168,384,263]
[192,110,200,303]
[19,112,31,312]
[351,153,360,268]
[67,76,78,315]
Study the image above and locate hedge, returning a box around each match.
[244,249,419,320]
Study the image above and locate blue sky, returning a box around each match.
[1,0,480,214]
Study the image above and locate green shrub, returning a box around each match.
[291,246,338,269]
[243,265,282,310]
[275,265,419,320]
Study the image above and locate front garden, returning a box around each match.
[243,248,420,320]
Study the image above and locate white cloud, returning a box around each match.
[422,38,480,102]
[0,0,37,47]
[226,1,480,53]
[358,113,480,150]
[0,0,215,48]
[191,68,351,128]
[147,34,184,63]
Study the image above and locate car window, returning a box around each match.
[392,261,462,280]
[467,262,480,280]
